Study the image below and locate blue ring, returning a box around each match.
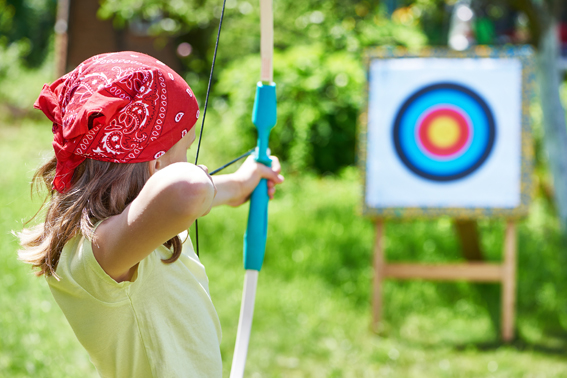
[393,83,496,182]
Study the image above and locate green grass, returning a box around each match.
[2,116,567,377]
[0,118,97,377]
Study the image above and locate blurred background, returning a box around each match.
[1,0,567,377]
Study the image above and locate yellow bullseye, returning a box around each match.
[427,116,461,148]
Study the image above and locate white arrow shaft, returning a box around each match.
[229,270,259,378]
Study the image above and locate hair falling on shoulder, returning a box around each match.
[17,157,182,278]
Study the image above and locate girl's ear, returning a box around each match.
[148,160,158,176]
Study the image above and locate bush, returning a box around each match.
[213,46,364,174]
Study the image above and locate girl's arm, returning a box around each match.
[212,155,284,207]
[92,162,215,282]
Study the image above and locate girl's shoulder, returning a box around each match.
[48,232,137,302]
[53,228,199,292]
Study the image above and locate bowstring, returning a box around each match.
[210,148,255,176]
[193,0,228,257]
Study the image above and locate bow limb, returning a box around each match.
[230,1,276,377]
[259,0,273,84]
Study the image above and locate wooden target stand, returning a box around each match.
[371,219,517,342]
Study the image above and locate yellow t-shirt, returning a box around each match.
[47,232,222,378]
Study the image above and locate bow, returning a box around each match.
[230,1,276,376]
[192,0,276,375]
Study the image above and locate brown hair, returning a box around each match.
[17,156,182,277]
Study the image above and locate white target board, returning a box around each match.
[361,47,534,218]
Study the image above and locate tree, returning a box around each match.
[502,0,567,229]
[1,0,56,67]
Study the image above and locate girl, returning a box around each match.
[17,51,284,377]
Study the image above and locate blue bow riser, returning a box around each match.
[243,82,277,271]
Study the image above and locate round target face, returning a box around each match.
[393,83,496,181]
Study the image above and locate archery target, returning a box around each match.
[365,57,523,210]
[393,83,496,181]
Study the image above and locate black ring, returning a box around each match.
[392,82,496,182]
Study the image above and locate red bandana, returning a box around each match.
[34,51,199,193]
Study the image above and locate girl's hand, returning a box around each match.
[230,155,284,206]
[212,155,284,207]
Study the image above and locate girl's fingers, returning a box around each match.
[258,163,284,184]
[265,157,283,200]
[237,155,283,202]
[268,186,276,199]
[197,164,209,174]
[270,156,282,174]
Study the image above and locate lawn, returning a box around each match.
[1,112,567,377]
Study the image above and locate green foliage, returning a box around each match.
[0,0,27,80]
[415,0,452,45]
[99,0,217,30]
[0,39,29,81]
[214,46,365,173]
[0,0,14,32]
[0,44,54,110]
[1,0,56,67]
[0,0,54,110]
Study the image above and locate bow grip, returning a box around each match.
[251,82,276,165]
[243,180,269,270]
[243,82,276,271]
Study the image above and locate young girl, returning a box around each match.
[17,51,284,377]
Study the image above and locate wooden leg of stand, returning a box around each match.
[502,221,516,342]
[372,220,384,333]
[454,219,484,261]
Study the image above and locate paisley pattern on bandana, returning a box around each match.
[34,51,200,193]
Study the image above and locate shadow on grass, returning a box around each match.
[451,333,567,356]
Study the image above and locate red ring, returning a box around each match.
[418,108,470,157]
